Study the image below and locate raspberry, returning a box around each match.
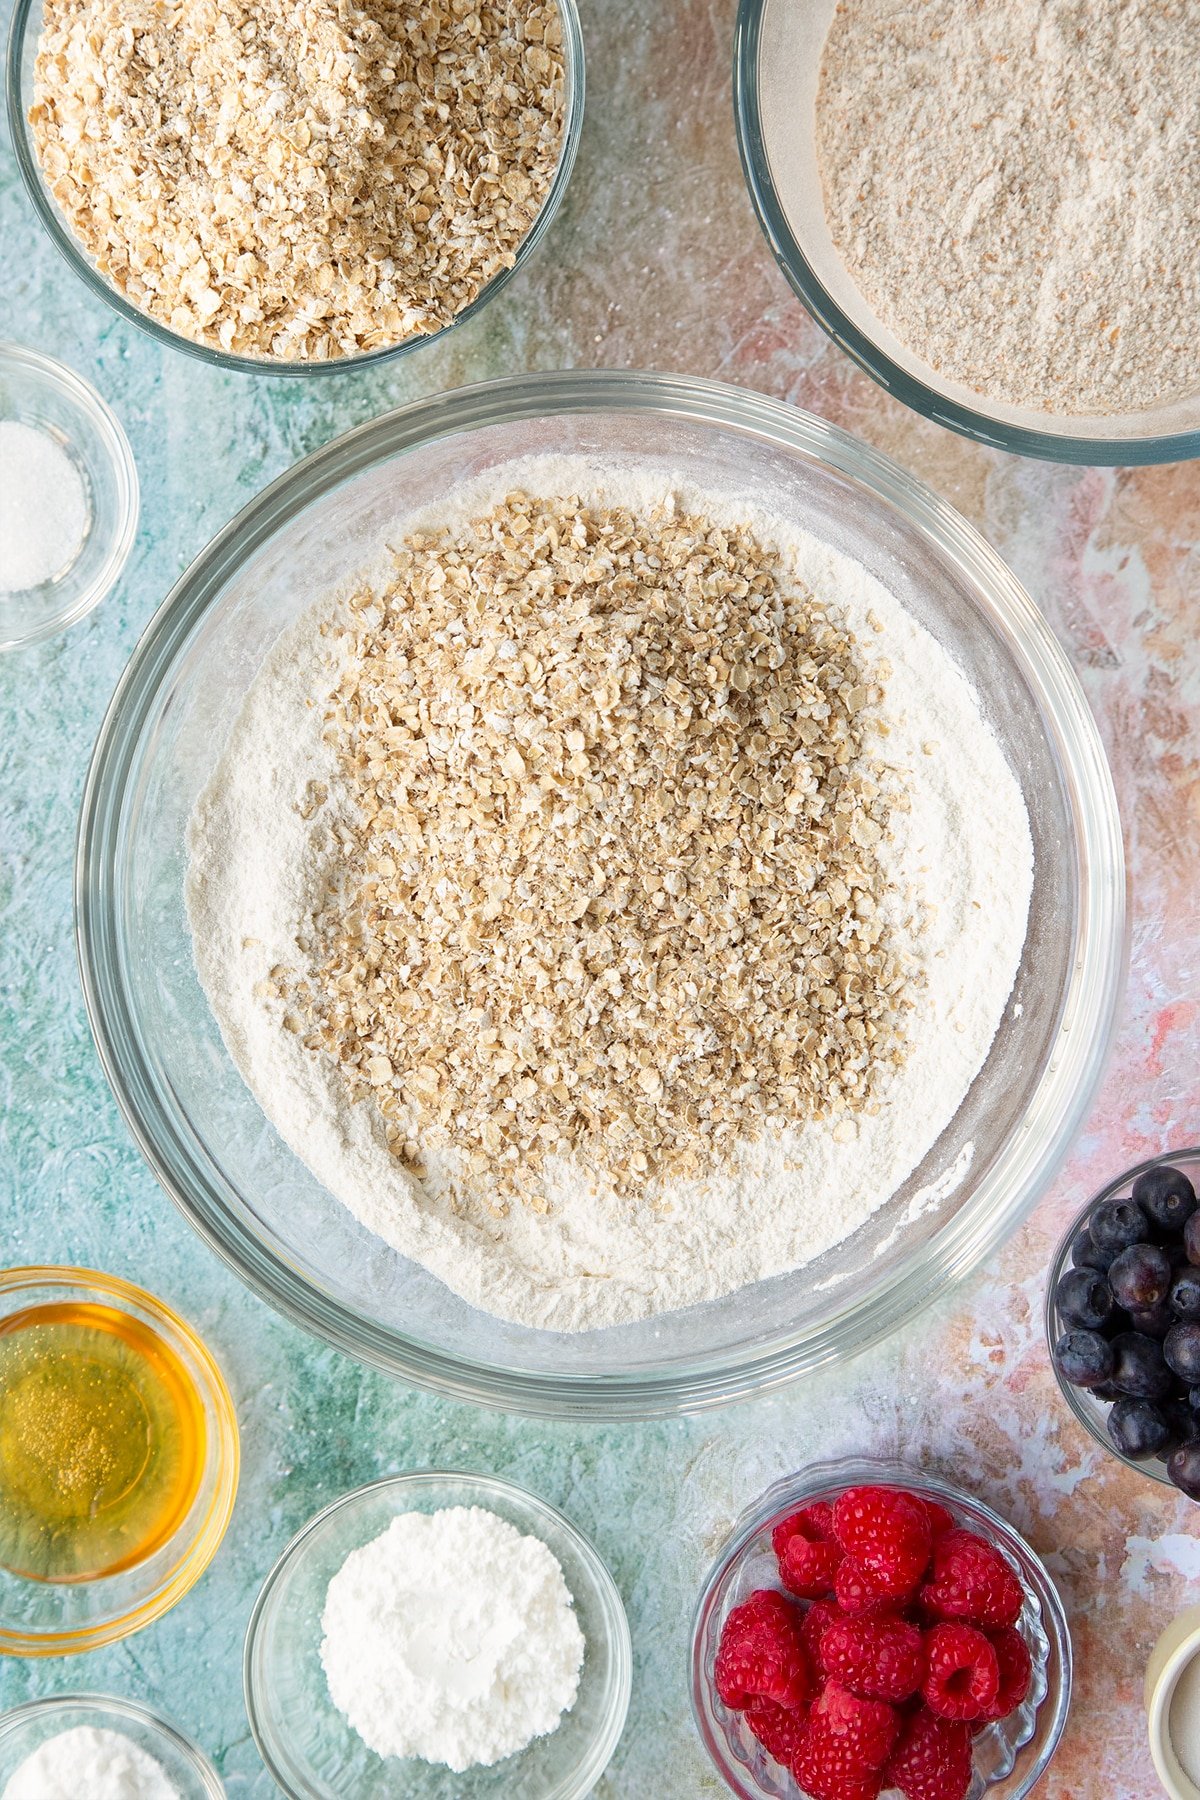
[883,1709,973,1800]
[783,1538,845,1599]
[801,1597,844,1667]
[980,1625,1032,1719]
[919,1530,1024,1630]
[778,1504,845,1598]
[746,1696,808,1765]
[791,1729,883,1800]
[921,1500,956,1541]
[773,1501,836,1557]
[832,1486,932,1599]
[734,1587,800,1630]
[792,1683,898,1800]
[812,1681,900,1766]
[819,1614,926,1703]
[791,1726,883,1800]
[715,1591,811,1711]
[834,1556,898,1616]
[922,1622,1000,1721]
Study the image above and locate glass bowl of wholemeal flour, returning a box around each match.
[76,371,1124,1417]
[735,0,1200,463]
[6,0,584,373]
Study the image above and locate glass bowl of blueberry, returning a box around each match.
[1047,1150,1200,1497]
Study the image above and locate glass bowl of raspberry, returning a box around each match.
[690,1459,1071,1800]
[1046,1150,1200,1497]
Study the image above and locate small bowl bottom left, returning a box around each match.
[0,1693,223,1798]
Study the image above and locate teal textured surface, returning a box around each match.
[2,2,1198,1795]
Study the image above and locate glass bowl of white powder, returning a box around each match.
[734,0,1200,463]
[243,1470,631,1799]
[0,343,138,650]
[0,1694,223,1799]
[75,370,1125,1417]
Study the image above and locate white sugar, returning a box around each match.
[0,420,88,593]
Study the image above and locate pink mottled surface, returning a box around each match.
[2,0,1198,1792]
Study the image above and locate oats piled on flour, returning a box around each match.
[280,489,911,1209]
[186,459,1033,1331]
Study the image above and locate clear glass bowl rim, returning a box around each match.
[1044,1147,1200,1489]
[0,1265,240,1655]
[0,1691,225,1797]
[241,1468,632,1800]
[0,341,139,650]
[5,0,585,377]
[731,0,1200,467]
[689,1455,1073,1800]
[75,367,1126,1419]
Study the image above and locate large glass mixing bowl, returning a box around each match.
[76,372,1125,1418]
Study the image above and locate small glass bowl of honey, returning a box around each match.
[0,1267,239,1655]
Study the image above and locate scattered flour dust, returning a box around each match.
[0,1727,181,1800]
[185,455,1033,1333]
[319,1506,584,1772]
[811,0,1200,415]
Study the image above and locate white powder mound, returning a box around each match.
[320,1507,584,1772]
[185,455,1033,1333]
[810,0,1200,416]
[1,1726,181,1800]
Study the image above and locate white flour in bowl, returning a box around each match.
[185,456,1032,1333]
[811,0,1200,415]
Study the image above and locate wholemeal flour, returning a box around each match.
[812,0,1200,415]
[185,457,1033,1333]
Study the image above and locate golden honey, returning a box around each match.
[0,1301,207,1583]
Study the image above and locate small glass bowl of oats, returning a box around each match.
[6,0,584,373]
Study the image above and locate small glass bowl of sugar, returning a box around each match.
[0,343,138,652]
[0,1693,223,1799]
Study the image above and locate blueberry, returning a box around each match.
[1070,1225,1115,1272]
[1109,1331,1173,1398]
[1127,1301,1175,1340]
[1168,1442,1200,1501]
[1054,1267,1115,1331]
[1165,1324,1200,1383]
[1089,1198,1150,1257]
[1108,1243,1172,1311]
[1132,1164,1197,1235]
[1172,1273,1200,1320]
[1092,1380,1124,1402]
[1052,1329,1115,1389]
[1185,1212,1200,1268]
[1188,1385,1200,1412]
[1158,1396,1198,1454]
[1108,1398,1171,1459]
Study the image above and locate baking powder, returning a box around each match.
[320,1506,585,1772]
[1,1726,181,1800]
